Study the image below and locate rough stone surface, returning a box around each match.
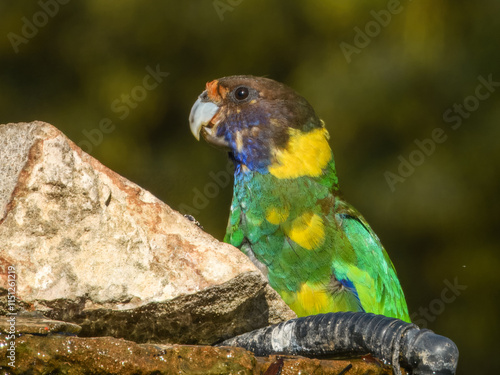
[0,315,81,336]
[0,121,295,344]
[0,334,396,374]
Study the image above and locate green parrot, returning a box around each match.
[189,75,410,322]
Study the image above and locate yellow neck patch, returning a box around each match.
[268,127,332,179]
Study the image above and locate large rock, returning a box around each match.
[0,121,295,344]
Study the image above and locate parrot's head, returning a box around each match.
[189,75,333,177]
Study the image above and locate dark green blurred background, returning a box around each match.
[1,1,498,372]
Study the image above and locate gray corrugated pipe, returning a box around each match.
[219,312,459,375]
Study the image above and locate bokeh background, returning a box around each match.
[1,1,498,372]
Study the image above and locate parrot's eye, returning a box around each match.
[234,86,249,101]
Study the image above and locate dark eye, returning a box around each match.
[234,86,249,101]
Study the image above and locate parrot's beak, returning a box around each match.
[190,93,231,149]
[189,95,219,141]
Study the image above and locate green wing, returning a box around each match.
[334,200,410,322]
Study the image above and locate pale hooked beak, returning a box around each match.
[189,95,220,141]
